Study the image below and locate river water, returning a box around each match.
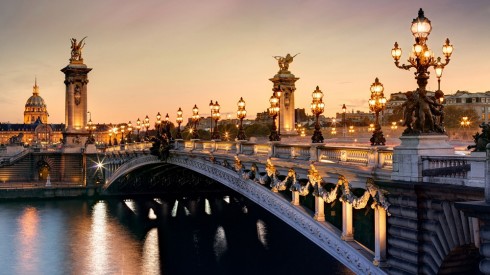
[0,194,352,275]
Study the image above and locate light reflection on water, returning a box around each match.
[0,196,353,275]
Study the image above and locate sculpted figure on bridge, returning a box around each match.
[401,89,445,135]
[272,168,294,192]
[273,53,299,73]
[70,37,87,63]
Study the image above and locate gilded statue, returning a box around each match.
[273,53,299,72]
[70,37,87,63]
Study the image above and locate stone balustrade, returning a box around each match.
[421,153,485,188]
[174,139,393,170]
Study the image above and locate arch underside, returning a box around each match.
[104,155,385,274]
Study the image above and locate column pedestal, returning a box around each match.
[391,135,454,182]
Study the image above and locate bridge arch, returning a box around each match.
[102,154,384,274]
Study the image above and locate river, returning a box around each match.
[0,193,352,275]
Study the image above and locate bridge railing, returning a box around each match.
[105,142,152,152]
[173,139,393,169]
[421,153,485,188]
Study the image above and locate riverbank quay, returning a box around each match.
[0,183,99,199]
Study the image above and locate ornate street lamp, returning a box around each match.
[176,107,183,139]
[310,86,325,143]
[165,113,172,140]
[348,126,355,134]
[108,123,113,146]
[127,121,133,143]
[86,119,95,144]
[136,118,141,142]
[342,104,347,137]
[268,93,280,141]
[368,124,375,132]
[368,78,387,146]
[236,97,247,141]
[156,112,162,135]
[144,115,150,139]
[191,104,200,139]
[112,126,118,145]
[391,8,453,134]
[210,101,221,140]
[275,88,282,136]
[120,124,126,144]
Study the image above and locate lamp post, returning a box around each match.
[191,104,200,139]
[165,113,172,140]
[461,116,470,140]
[144,115,150,139]
[86,119,95,144]
[268,93,280,141]
[310,86,325,143]
[136,118,141,142]
[391,8,453,134]
[368,77,387,146]
[127,121,133,143]
[156,112,162,135]
[120,124,126,144]
[108,123,113,146]
[236,97,247,141]
[342,104,347,137]
[112,126,118,145]
[210,101,221,140]
[176,107,183,140]
[275,88,282,136]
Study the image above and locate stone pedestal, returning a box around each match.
[391,135,454,182]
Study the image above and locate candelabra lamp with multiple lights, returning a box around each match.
[236,97,247,141]
[209,101,221,140]
[144,115,150,139]
[156,112,162,135]
[165,113,172,140]
[391,8,453,134]
[368,78,387,146]
[176,107,183,139]
[126,121,132,143]
[342,104,347,137]
[268,93,281,141]
[191,104,200,139]
[136,118,141,142]
[310,86,325,143]
[120,124,126,144]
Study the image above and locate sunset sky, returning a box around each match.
[0,0,489,124]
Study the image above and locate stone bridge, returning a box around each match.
[0,139,485,274]
[97,139,485,274]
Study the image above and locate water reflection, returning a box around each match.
[0,195,353,275]
[16,207,39,275]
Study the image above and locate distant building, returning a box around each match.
[444,90,490,122]
[255,111,272,123]
[335,110,372,126]
[0,80,64,145]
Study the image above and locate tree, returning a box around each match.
[443,106,479,128]
[245,123,270,137]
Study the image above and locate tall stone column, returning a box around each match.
[270,54,300,136]
[61,37,92,148]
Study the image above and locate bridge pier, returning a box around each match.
[341,201,354,241]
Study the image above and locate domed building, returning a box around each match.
[24,79,48,124]
[0,80,64,146]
